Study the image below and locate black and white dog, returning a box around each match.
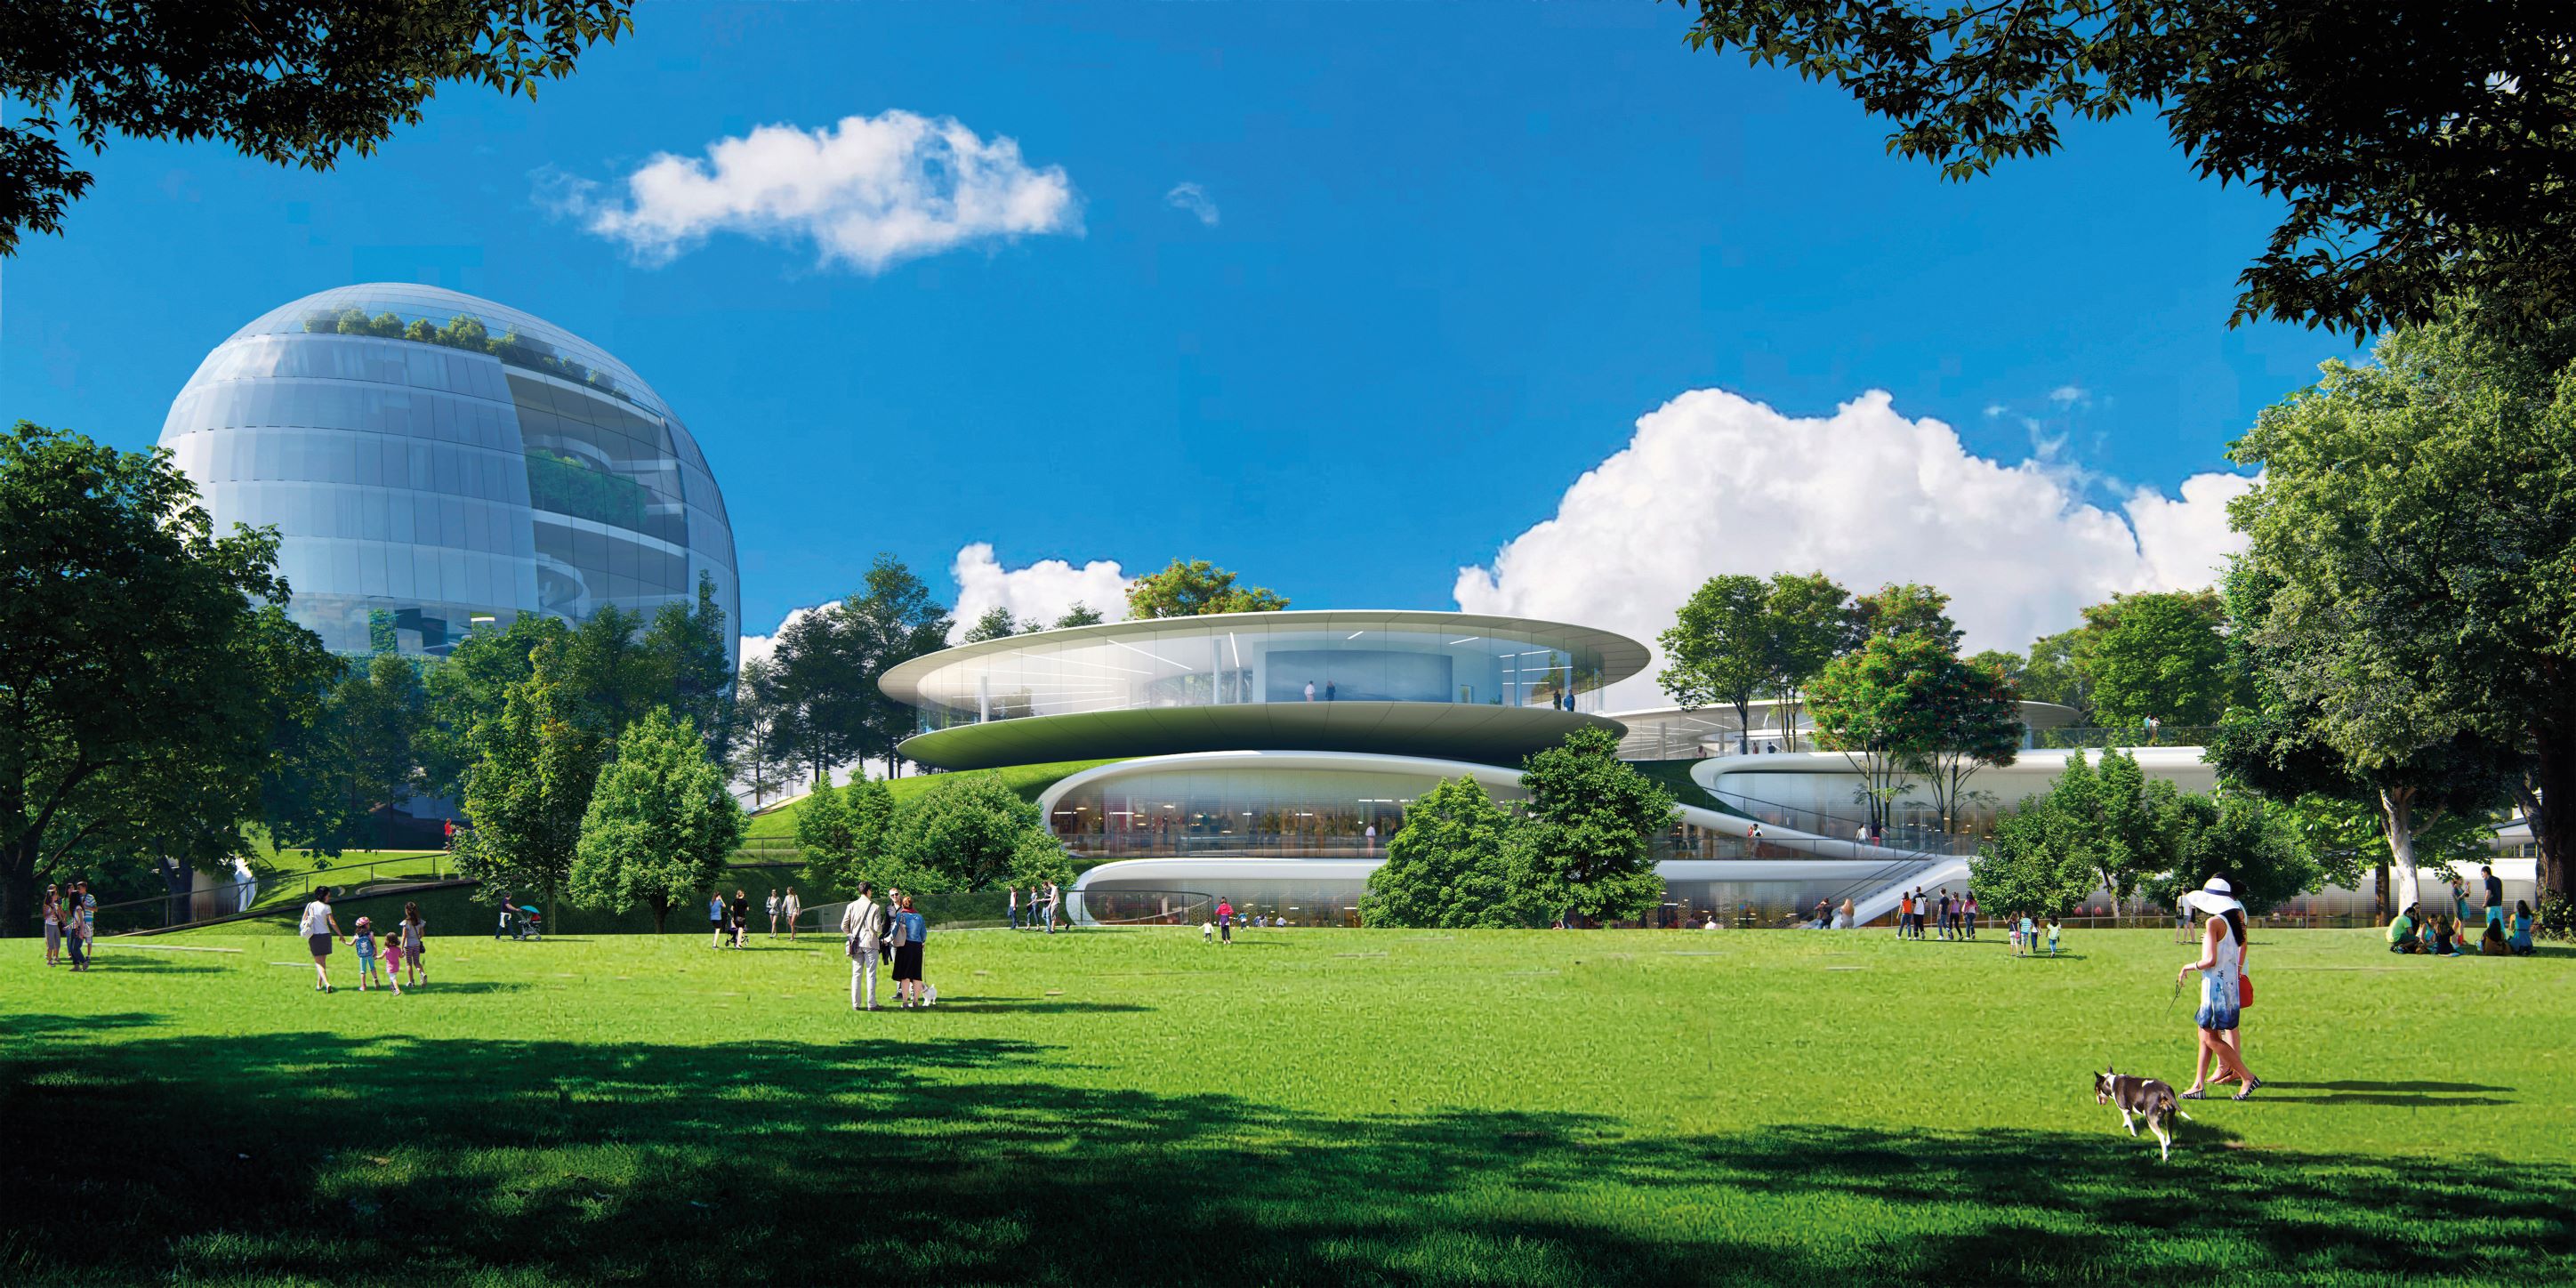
[2095,1066,2192,1160]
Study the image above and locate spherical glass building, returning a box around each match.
[157,284,737,660]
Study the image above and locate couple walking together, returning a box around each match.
[839,882,930,1010]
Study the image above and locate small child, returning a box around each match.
[2047,915,2062,957]
[1202,921,1215,943]
[351,917,382,992]
[379,930,407,995]
[2017,913,2037,958]
[2007,918,2022,956]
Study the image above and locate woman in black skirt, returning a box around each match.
[890,894,930,1007]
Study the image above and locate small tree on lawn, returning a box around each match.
[798,773,900,896]
[883,773,1051,892]
[1360,776,1518,929]
[1504,728,1674,926]
[570,708,743,932]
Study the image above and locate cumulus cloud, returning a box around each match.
[1452,388,2251,705]
[2049,384,2091,406]
[1163,181,1220,227]
[948,543,1131,640]
[551,110,1079,272]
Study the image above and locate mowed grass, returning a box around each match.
[4,926,2571,1285]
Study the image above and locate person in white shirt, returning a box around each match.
[1042,881,1061,934]
[782,888,802,942]
[300,887,346,992]
[840,883,886,1011]
[1009,885,1021,930]
[766,890,781,938]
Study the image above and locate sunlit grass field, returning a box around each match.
[4,925,2570,1284]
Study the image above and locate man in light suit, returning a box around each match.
[841,881,886,1011]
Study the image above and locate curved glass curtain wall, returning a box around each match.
[158,285,737,660]
[911,619,1609,733]
[1051,764,1749,861]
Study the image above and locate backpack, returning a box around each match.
[885,912,910,950]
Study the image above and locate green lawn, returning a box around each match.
[740,760,1121,840]
[7,927,2570,1284]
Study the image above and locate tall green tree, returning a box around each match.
[643,571,734,761]
[2225,300,2571,903]
[1123,559,1290,618]
[1763,571,1855,751]
[843,554,954,778]
[1850,582,1962,648]
[765,605,869,788]
[2145,793,2327,917]
[262,653,428,858]
[1503,728,1674,925]
[792,768,855,884]
[729,656,796,808]
[570,708,743,932]
[453,640,604,928]
[1052,603,1106,629]
[1906,652,2025,833]
[419,613,568,801]
[2080,590,2234,730]
[0,422,337,933]
[1360,776,1520,929]
[1805,632,1950,832]
[880,772,1052,893]
[1657,575,1775,755]
[1,2,636,255]
[961,606,1021,643]
[1678,2,2576,335]
[2018,627,2096,725]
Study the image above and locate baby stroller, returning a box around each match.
[514,905,543,940]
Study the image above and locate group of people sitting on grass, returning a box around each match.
[2388,900,2537,956]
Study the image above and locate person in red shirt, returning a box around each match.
[1216,899,1235,944]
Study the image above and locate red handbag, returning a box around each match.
[2239,974,2254,1008]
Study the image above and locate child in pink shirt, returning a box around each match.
[379,933,407,995]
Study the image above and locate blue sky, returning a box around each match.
[0,3,2354,657]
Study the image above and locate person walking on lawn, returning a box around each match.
[301,887,347,992]
[783,888,802,942]
[841,881,886,1011]
[2177,878,2263,1102]
[730,889,753,948]
[708,890,726,948]
[399,901,428,987]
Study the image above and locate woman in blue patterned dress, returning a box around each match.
[2176,877,2263,1101]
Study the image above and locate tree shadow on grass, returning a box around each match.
[0,1022,2568,1285]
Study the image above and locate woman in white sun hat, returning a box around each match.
[2176,876,2263,1100]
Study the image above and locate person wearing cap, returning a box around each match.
[2176,876,2263,1101]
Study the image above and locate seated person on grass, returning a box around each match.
[2510,900,2537,956]
[2481,922,2508,955]
[2388,906,2420,954]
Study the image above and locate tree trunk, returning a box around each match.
[2379,785,2420,914]
[0,859,30,939]
[2531,723,2575,906]
[1733,699,1751,756]
[649,891,670,934]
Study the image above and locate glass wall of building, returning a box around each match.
[905,614,1621,733]
[158,284,737,660]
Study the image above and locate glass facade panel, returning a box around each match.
[158,284,737,660]
[902,614,1624,734]
[1051,765,1527,859]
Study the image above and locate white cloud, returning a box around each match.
[1452,388,2250,705]
[948,543,1131,641]
[551,110,1079,272]
[1163,181,1220,227]
[2049,384,2090,406]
